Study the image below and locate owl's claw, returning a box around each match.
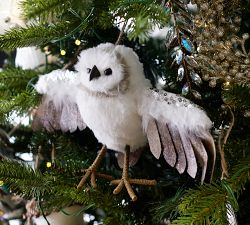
[77,145,113,189]
[111,145,157,201]
[111,178,156,201]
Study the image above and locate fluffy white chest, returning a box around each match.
[77,91,147,153]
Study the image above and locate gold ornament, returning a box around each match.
[192,0,250,85]
[222,81,231,90]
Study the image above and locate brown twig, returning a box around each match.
[115,21,127,46]
[218,105,235,179]
[51,143,55,164]
[35,146,42,170]
[63,45,83,70]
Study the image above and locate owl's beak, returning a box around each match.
[89,65,101,81]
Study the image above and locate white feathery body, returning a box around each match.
[75,43,150,152]
[35,43,212,154]
[76,90,147,153]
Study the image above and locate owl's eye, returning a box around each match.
[87,68,91,73]
[104,68,112,76]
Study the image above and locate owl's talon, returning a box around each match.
[111,178,156,201]
[113,179,124,194]
[77,145,111,189]
[90,172,97,188]
[111,145,156,201]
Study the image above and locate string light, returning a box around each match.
[0,210,4,216]
[44,46,51,55]
[75,39,81,46]
[46,162,52,168]
[60,49,66,56]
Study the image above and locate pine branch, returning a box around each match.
[169,159,250,225]
[0,90,39,120]
[0,158,133,223]
[151,188,184,223]
[223,84,250,111]
[116,0,169,19]
[21,0,71,20]
[0,67,39,94]
[0,159,50,197]
[21,0,93,22]
[229,156,250,194]
[0,20,84,50]
[170,184,229,225]
[111,0,170,42]
[0,67,39,81]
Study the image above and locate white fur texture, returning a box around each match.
[139,90,212,134]
[35,43,212,153]
[35,69,79,107]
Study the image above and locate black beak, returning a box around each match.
[89,65,101,81]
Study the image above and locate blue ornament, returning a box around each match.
[181,37,193,53]
[0,184,9,194]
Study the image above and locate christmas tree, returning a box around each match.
[0,0,249,224]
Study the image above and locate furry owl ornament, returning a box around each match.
[33,43,216,201]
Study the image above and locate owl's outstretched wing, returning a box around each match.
[139,88,216,183]
[33,70,86,132]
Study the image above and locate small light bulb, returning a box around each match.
[60,49,66,56]
[75,39,81,46]
[46,162,52,168]
[0,209,4,216]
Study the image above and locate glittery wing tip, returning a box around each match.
[141,88,216,182]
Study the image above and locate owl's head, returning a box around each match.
[75,43,148,94]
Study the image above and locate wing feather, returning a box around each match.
[146,118,162,159]
[156,122,176,167]
[200,133,216,182]
[140,88,216,182]
[167,124,186,174]
[189,134,208,183]
[179,130,197,178]
[33,70,86,132]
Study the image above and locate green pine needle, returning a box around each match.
[168,159,250,225]
[21,0,70,20]
[223,84,250,111]
[0,90,39,120]
[0,21,80,50]
[111,0,170,43]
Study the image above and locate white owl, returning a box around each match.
[34,43,215,201]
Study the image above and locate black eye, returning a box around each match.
[87,68,91,73]
[104,68,112,76]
